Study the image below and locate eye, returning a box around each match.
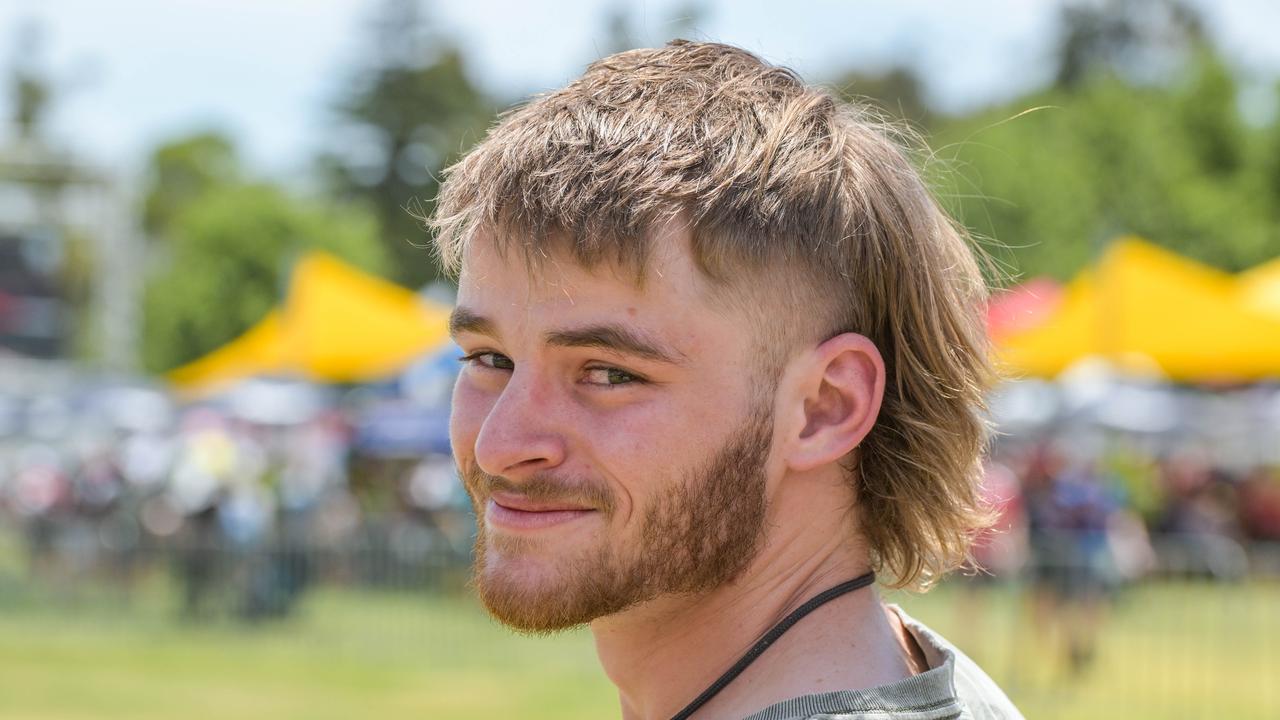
[582,366,644,387]
[459,351,514,372]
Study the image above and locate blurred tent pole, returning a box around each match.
[167,252,452,395]
[997,237,1280,382]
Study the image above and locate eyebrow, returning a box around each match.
[449,306,686,366]
[449,306,499,339]
[545,324,686,365]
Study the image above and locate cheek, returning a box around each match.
[582,392,732,505]
[598,388,737,449]
[449,376,493,464]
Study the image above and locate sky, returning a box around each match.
[1,0,1278,183]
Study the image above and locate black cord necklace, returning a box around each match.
[668,570,877,720]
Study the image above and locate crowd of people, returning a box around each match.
[1,370,1277,625]
[959,397,1280,677]
[0,377,473,620]
[978,435,1279,583]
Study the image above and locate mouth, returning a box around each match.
[485,493,598,531]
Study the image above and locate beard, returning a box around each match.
[460,405,774,634]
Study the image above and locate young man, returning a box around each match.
[432,41,1023,720]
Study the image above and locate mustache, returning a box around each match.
[460,465,617,515]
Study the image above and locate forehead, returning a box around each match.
[455,223,720,332]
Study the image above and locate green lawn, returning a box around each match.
[0,575,1275,719]
[891,580,1279,719]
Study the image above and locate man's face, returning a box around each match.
[449,229,779,632]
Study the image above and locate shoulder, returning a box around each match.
[892,606,1024,720]
[742,606,1024,720]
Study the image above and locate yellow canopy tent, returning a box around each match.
[167,310,291,390]
[168,252,452,393]
[1239,256,1280,319]
[998,237,1280,381]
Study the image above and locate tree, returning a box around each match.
[142,131,240,239]
[828,66,933,128]
[141,135,388,373]
[9,23,51,141]
[319,0,494,287]
[933,44,1278,284]
[1054,0,1206,89]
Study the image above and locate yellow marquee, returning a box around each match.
[168,252,452,393]
[1239,255,1280,319]
[998,238,1280,381]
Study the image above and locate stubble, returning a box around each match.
[462,407,774,633]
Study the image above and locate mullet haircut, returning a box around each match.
[430,40,996,590]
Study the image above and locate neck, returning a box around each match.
[590,471,916,720]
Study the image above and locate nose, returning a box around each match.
[472,371,568,479]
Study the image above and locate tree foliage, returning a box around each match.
[141,135,387,373]
[932,58,1278,283]
[138,0,1280,377]
[825,1,1280,285]
[1054,0,1206,89]
[829,66,934,129]
[141,132,240,239]
[318,0,494,287]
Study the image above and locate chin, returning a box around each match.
[472,536,641,634]
[474,555,590,634]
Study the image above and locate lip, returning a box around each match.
[486,495,597,531]
[490,492,593,513]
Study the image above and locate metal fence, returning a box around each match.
[1,520,1277,719]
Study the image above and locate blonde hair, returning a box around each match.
[431,40,995,590]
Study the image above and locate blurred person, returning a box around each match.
[170,409,237,620]
[71,445,123,516]
[278,410,350,513]
[68,441,130,586]
[1013,441,1063,683]
[1048,458,1120,675]
[118,429,176,491]
[10,442,72,580]
[951,454,1026,667]
[434,42,1021,719]
[1239,466,1280,542]
[1022,443,1128,680]
[1156,461,1247,580]
[176,502,222,620]
[237,414,350,620]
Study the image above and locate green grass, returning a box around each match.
[892,580,1280,719]
[0,587,615,720]
[0,573,1275,719]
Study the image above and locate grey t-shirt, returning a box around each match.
[741,605,1024,720]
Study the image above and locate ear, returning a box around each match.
[782,333,885,473]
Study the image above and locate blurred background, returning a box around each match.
[0,1,1278,718]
